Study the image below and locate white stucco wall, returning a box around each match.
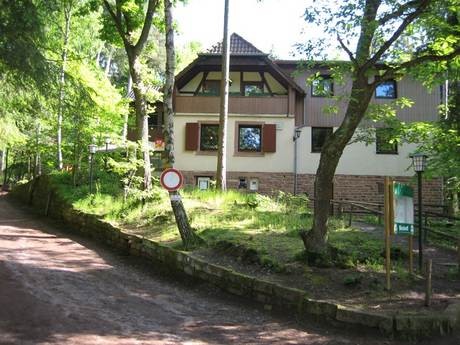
[295,127,418,176]
[174,113,296,173]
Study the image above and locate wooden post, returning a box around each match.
[338,202,343,219]
[425,259,432,307]
[45,191,52,216]
[409,235,413,276]
[384,177,392,291]
[378,205,382,225]
[457,237,460,275]
[348,204,353,227]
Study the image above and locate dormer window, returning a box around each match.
[201,80,220,96]
[243,82,264,96]
[375,80,397,99]
[311,75,333,97]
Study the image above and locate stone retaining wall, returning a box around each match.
[9,176,459,340]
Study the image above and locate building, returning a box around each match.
[171,33,442,204]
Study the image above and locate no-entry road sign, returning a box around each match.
[160,168,184,192]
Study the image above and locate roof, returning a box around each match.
[274,60,351,67]
[204,33,266,56]
[175,33,305,96]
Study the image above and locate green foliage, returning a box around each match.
[343,273,362,286]
[0,0,52,84]
[328,227,385,268]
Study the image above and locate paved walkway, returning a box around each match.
[0,194,456,344]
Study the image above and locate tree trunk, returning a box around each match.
[104,48,112,76]
[127,52,151,190]
[102,0,159,190]
[34,121,41,177]
[163,1,175,167]
[2,148,9,191]
[169,192,203,249]
[0,150,3,175]
[302,78,374,254]
[56,6,72,170]
[216,0,230,191]
[164,0,202,248]
[122,76,132,143]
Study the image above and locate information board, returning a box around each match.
[393,183,414,235]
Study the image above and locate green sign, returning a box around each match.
[393,183,414,235]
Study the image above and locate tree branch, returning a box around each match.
[355,0,380,65]
[378,0,422,25]
[371,46,460,86]
[134,0,160,55]
[367,0,431,66]
[337,33,357,65]
[102,0,129,47]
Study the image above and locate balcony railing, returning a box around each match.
[175,95,289,115]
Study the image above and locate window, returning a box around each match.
[376,128,398,154]
[311,75,333,97]
[148,113,159,127]
[311,127,332,153]
[375,80,397,99]
[199,124,219,151]
[238,124,262,152]
[201,80,220,96]
[243,82,264,96]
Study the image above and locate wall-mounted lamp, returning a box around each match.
[293,128,302,141]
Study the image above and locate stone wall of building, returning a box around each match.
[181,171,444,207]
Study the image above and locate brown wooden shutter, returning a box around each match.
[185,123,199,151]
[262,124,276,153]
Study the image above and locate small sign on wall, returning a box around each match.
[154,139,165,151]
[249,178,259,191]
[197,177,211,190]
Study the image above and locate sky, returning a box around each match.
[174,0,320,59]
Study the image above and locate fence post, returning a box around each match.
[348,204,353,227]
[337,202,343,219]
[424,214,428,243]
[409,235,413,276]
[378,205,382,225]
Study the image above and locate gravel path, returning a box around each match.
[0,194,457,345]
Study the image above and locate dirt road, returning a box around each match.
[0,194,456,345]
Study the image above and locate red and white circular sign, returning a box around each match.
[160,168,184,191]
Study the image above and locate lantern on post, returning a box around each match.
[89,144,97,194]
[410,152,428,272]
[104,137,111,170]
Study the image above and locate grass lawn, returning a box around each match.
[51,171,390,271]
